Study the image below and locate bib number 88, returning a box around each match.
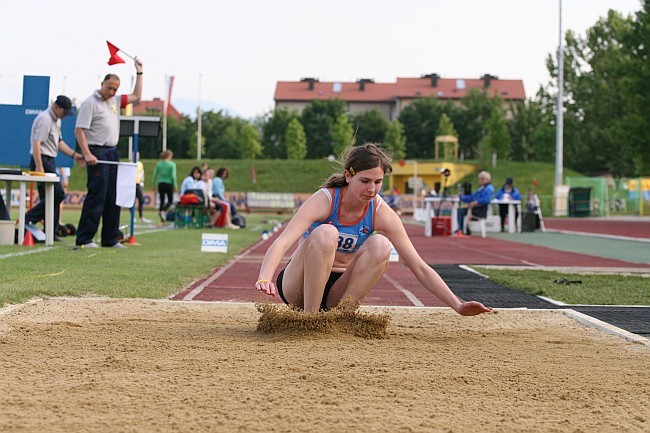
[337,234,359,252]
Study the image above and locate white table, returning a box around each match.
[1,173,60,246]
[424,196,460,237]
[491,199,521,234]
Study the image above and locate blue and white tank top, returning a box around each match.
[304,187,383,253]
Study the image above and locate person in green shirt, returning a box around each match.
[151,150,177,225]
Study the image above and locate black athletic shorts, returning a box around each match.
[276,265,343,312]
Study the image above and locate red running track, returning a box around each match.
[172,218,650,307]
[544,217,650,239]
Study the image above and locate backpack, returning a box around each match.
[231,214,246,228]
[180,189,205,205]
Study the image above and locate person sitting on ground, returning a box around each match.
[495,177,522,232]
[455,170,494,236]
[255,143,492,316]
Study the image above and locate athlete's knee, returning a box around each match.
[362,234,391,261]
[308,224,339,248]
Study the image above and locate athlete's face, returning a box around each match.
[346,166,384,201]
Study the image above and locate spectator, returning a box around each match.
[25,95,84,240]
[180,166,205,196]
[255,143,491,316]
[74,58,143,249]
[495,177,522,232]
[211,167,240,229]
[455,170,494,236]
[152,150,177,225]
[200,167,224,227]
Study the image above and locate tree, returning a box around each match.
[436,113,458,137]
[478,107,511,166]
[285,118,307,160]
[199,112,261,159]
[238,121,263,159]
[541,7,647,175]
[398,97,448,158]
[457,90,501,160]
[332,113,355,156]
[383,120,406,160]
[300,99,347,158]
[166,115,192,158]
[260,107,299,159]
[351,109,389,145]
[508,99,554,162]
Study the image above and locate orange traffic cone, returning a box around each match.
[23,230,35,246]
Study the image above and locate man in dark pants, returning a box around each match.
[75,58,143,249]
[25,95,85,238]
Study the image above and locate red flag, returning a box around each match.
[106,41,125,65]
[251,164,257,184]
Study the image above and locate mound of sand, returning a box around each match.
[256,300,391,339]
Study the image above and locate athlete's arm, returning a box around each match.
[256,190,332,296]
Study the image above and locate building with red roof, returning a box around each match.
[274,74,525,120]
[131,98,183,120]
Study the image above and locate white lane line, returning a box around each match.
[181,238,266,301]
[546,229,650,243]
[382,273,424,307]
[0,247,56,260]
[563,309,650,347]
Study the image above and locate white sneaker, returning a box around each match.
[111,243,127,249]
[76,242,99,250]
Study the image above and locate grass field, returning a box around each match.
[0,209,282,307]
[476,267,650,306]
[64,158,582,198]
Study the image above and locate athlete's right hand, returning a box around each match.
[255,279,277,297]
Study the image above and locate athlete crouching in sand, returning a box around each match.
[255,143,491,316]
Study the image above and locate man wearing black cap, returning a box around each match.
[25,95,85,239]
[495,177,522,232]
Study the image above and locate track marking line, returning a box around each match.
[180,238,266,301]
[381,273,424,307]
[546,229,650,243]
[0,247,56,260]
[563,309,650,347]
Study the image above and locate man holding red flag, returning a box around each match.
[74,57,143,249]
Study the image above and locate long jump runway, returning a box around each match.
[172,218,650,337]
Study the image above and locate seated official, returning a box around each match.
[455,171,494,236]
[495,177,522,232]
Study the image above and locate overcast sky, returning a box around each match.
[0,0,643,118]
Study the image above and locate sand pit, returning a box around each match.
[0,298,648,433]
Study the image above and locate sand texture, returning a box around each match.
[0,298,648,433]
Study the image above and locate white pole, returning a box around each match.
[414,160,418,217]
[197,73,202,161]
[162,74,168,151]
[555,0,564,187]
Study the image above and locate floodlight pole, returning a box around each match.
[197,73,202,161]
[555,0,564,187]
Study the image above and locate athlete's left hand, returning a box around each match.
[456,301,492,316]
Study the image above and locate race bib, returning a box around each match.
[337,233,359,252]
